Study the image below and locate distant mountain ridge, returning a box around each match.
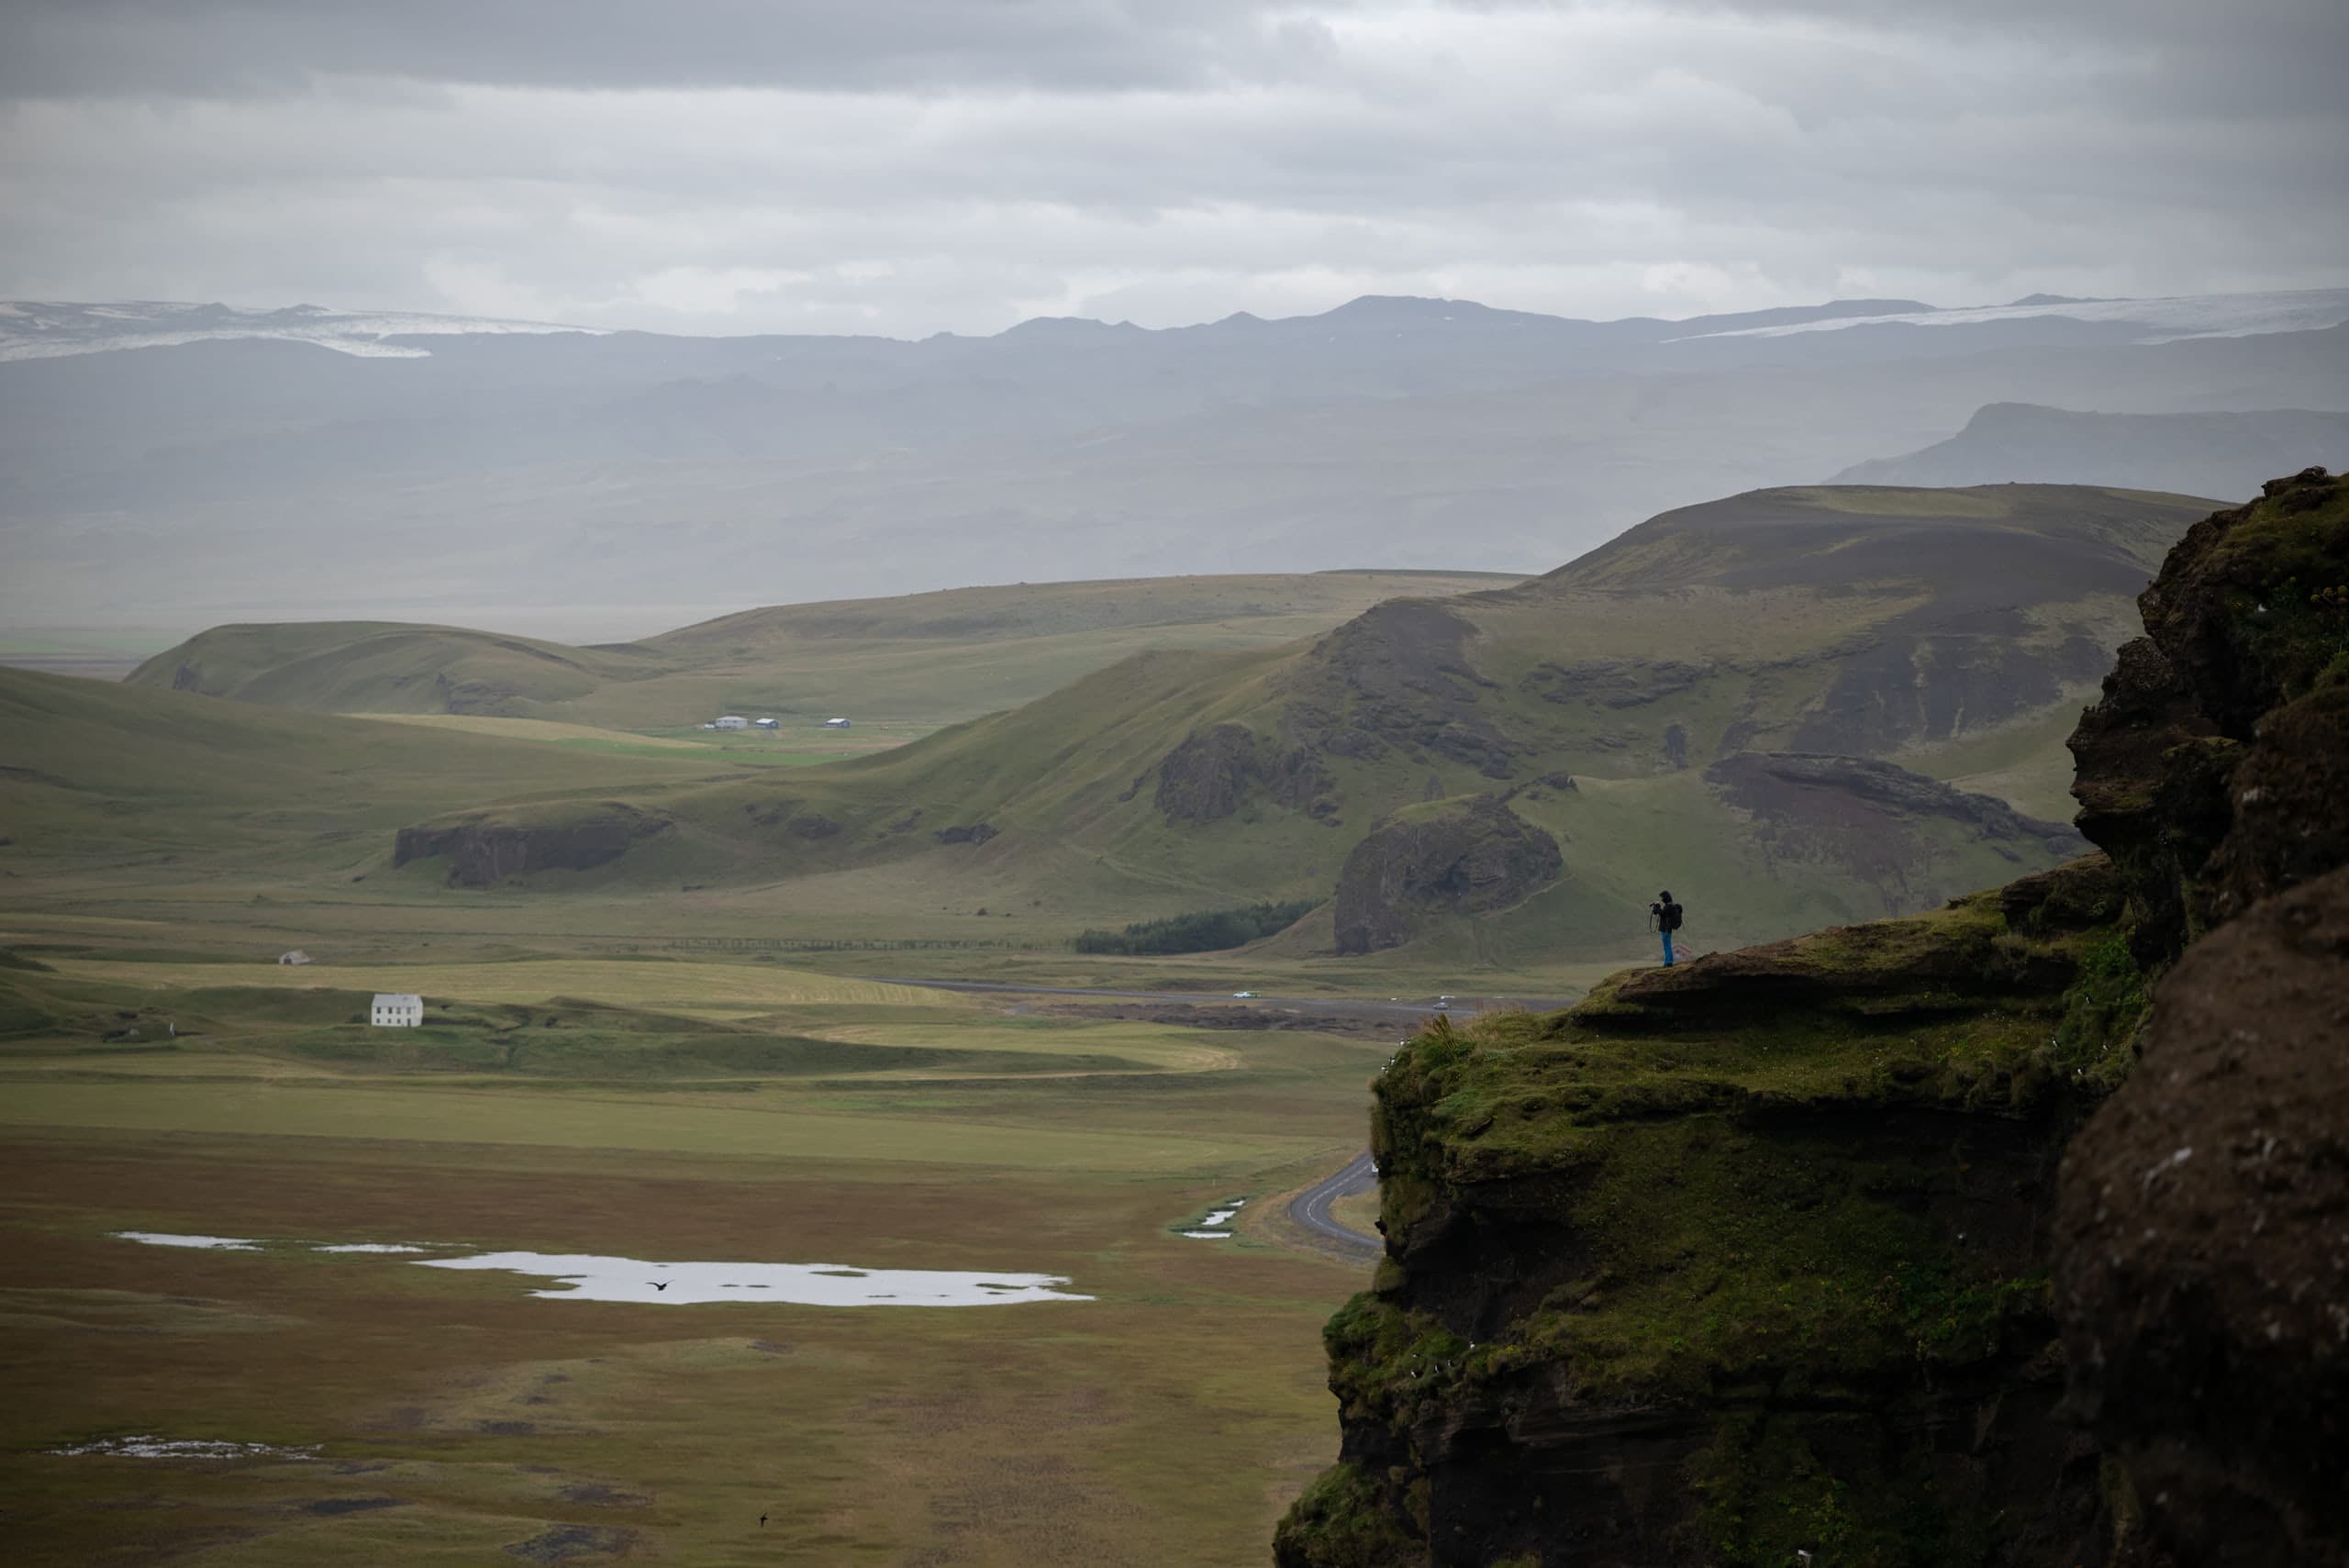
[1833,402,2349,496]
[12,288,2344,363]
[0,299,595,362]
[0,293,1954,361]
[6,288,2342,629]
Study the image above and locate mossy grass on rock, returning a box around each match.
[1278,858,2133,1567]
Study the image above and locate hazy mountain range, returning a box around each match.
[3,289,2343,637]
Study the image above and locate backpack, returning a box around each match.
[1661,901,1684,932]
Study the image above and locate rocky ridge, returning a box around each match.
[1276,469,2349,1566]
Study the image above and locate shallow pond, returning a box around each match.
[417,1251,1092,1307]
[47,1435,319,1461]
[112,1233,1088,1307]
[112,1231,259,1251]
[1178,1196,1247,1240]
[312,1242,429,1254]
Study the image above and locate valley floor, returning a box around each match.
[0,896,1449,1566]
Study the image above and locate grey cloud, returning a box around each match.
[0,0,2343,337]
[1,0,1344,98]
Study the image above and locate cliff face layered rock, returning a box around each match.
[2054,866,2349,1568]
[2070,465,2349,962]
[1332,795,1563,955]
[2050,466,2349,1566]
[1154,722,1337,825]
[1706,751,2088,915]
[1279,472,2349,1568]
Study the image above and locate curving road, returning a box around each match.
[1289,1150,1383,1261]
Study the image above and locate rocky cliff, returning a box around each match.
[1277,470,2348,1567]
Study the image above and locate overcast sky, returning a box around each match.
[4,0,2345,338]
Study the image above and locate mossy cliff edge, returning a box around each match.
[1276,469,2349,1568]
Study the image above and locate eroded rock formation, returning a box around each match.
[1331,795,1562,955]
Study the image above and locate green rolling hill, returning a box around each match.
[17,483,2223,970]
[125,570,1520,731]
[0,665,740,879]
[362,483,2219,961]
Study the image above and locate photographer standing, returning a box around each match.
[1649,890,1685,967]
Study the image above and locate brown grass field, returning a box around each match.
[0,935,1393,1566]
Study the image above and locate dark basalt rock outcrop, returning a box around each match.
[1521,658,1711,710]
[1278,473,2349,1568]
[2071,464,2349,964]
[932,822,998,846]
[1705,750,2089,916]
[2047,466,2349,1566]
[393,806,669,888]
[1153,722,1336,825]
[1331,795,1561,955]
[1155,723,1263,822]
[1281,599,1521,781]
[2055,865,2349,1568]
[1710,752,2078,847]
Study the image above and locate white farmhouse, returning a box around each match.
[753,717,779,729]
[371,993,424,1028]
[823,717,852,729]
[713,715,749,731]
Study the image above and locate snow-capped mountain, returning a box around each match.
[0,300,597,362]
[1677,288,2349,344]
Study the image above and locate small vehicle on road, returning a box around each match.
[1231,990,1259,999]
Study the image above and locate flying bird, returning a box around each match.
[651,1281,670,1292]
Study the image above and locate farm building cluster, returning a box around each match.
[700,716,852,730]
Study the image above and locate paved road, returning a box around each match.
[1289,1150,1383,1260]
[882,977,1521,1263]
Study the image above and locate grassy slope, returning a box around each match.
[38,485,2219,977]
[404,484,2210,957]
[0,667,743,874]
[126,570,1520,731]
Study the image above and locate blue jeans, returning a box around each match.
[1661,929,1675,966]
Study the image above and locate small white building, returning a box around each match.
[713,715,749,731]
[823,717,852,729]
[277,950,312,966]
[753,717,779,729]
[371,993,424,1028]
